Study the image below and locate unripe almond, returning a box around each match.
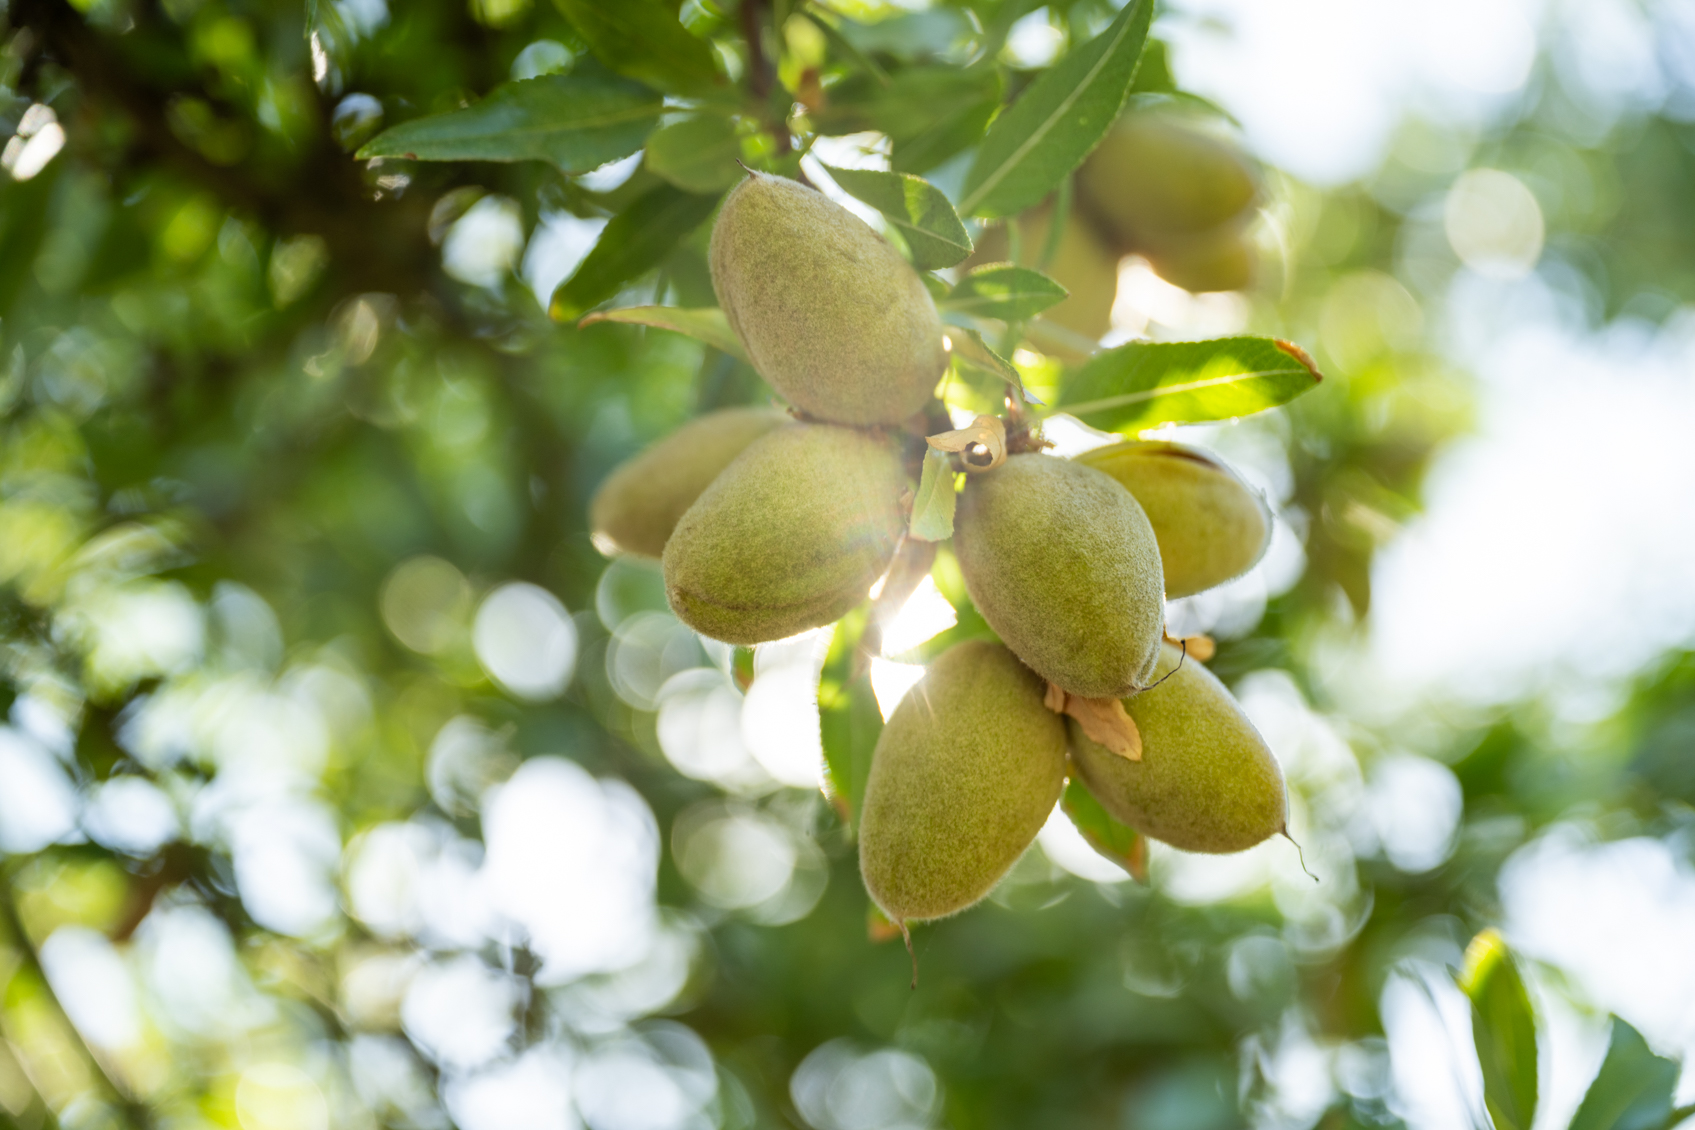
[1070,643,1287,853]
[709,172,947,425]
[662,423,909,645]
[589,407,791,559]
[954,453,1165,698]
[1076,112,1261,252]
[1075,440,1272,599]
[859,640,1067,924]
[1141,225,1256,294]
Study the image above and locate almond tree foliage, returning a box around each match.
[1,1,1694,1129]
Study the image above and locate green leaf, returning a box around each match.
[909,450,957,542]
[1459,929,1539,1130]
[943,326,1037,405]
[577,306,748,362]
[943,264,1069,321]
[549,184,721,320]
[820,166,972,270]
[1061,777,1148,882]
[1568,1018,1679,1130]
[0,166,59,318]
[812,66,1004,175]
[552,0,721,95]
[818,608,882,833]
[357,73,662,172]
[958,0,1152,218]
[1056,337,1322,433]
[645,115,743,193]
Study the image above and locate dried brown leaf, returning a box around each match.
[1043,682,1142,761]
[926,415,1007,472]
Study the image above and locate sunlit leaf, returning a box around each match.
[1460,929,1539,1130]
[1061,776,1148,882]
[644,114,744,193]
[818,608,881,834]
[549,184,721,320]
[821,166,972,270]
[357,73,662,171]
[958,0,1152,218]
[813,66,1004,175]
[552,0,721,95]
[943,264,1069,322]
[1056,336,1322,432]
[577,306,748,362]
[908,449,957,542]
[1568,1018,1680,1130]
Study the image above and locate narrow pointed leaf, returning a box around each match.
[908,449,957,542]
[552,0,721,95]
[1061,777,1148,882]
[821,165,972,270]
[1057,336,1322,432]
[1460,929,1539,1130]
[958,0,1152,218]
[549,184,721,320]
[357,73,662,171]
[1568,1018,1679,1130]
[943,264,1069,321]
[577,306,748,362]
[818,608,882,834]
[944,326,1036,404]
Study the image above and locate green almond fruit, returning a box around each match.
[1076,111,1262,253]
[662,423,909,645]
[1075,440,1272,599]
[1070,643,1287,853]
[1141,224,1256,294]
[589,406,791,559]
[859,640,1067,924]
[709,171,947,426]
[954,454,1164,698]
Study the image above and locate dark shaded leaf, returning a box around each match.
[1057,336,1322,432]
[645,114,744,193]
[358,73,662,171]
[552,0,721,95]
[908,449,957,541]
[1460,929,1538,1130]
[818,608,881,834]
[549,184,721,320]
[577,306,747,362]
[943,264,1069,321]
[958,0,1152,217]
[812,66,1004,174]
[1061,777,1148,882]
[0,167,59,317]
[821,165,971,269]
[1568,1018,1679,1130]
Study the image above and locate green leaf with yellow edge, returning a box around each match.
[1056,336,1322,432]
[552,0,721,96]
[821,165,972,270]
[357,73,662,171]
[818,607,882,834]
[1061,776,1149,882]
[943,264,1069,322]
[958,0,1152,218]
[1460,929,1539,1130]
[1568,1017,1680,1130]
[577,306,748,362]
[549,183,721,320]
[908,449,957,542]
